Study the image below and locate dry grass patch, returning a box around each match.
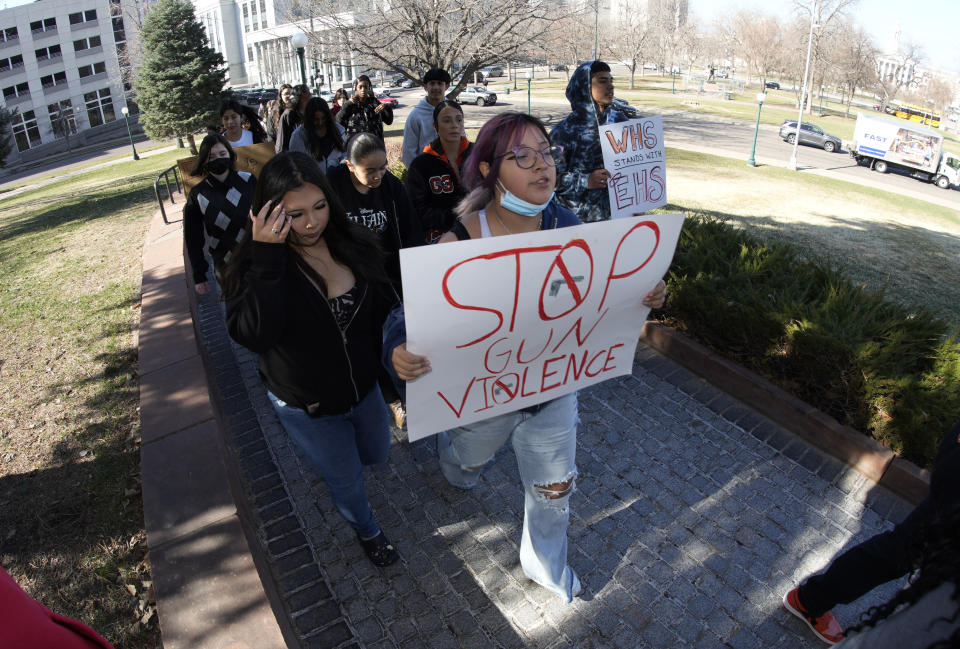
[0,147,186,648]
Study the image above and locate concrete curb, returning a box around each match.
[640,322,931,504]
[138,205,288,649]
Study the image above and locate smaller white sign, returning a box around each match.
[600,116,667,219]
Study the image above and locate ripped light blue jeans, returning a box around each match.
[437,392,580,602]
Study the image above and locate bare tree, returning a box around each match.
[649,0,686,74]
[541,10,592,79]
[925,77,956,122]
[603,2,653,89]
[732,10,783,85]
[293,0,561,96]
[874,40,925,111]
[791,0,859,114]
[675,15,703,76]
[832,20,876,116]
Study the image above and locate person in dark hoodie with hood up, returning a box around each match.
[404,99,472,244]
[550,60,637,223]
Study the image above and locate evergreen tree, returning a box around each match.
[0,106,15,167]
[135,0,225,153]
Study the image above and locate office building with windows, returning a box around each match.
[0,0,133,165]
[191,0,363,91]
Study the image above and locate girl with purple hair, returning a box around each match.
[388,112,666,602]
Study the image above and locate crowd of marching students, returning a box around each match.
[17,61,953,649]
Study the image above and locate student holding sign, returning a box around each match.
[390,112,666,602]
[222,152,401,567]
[551,61,637,223]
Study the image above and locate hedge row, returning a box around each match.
[662,214,960,468]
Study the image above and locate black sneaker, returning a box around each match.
[358,531,399,567]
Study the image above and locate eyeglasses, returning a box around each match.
[499,145,564,169]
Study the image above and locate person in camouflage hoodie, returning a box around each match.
[550,61,637,223]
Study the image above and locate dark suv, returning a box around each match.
[764,81,780,90]
[779,120,842,153]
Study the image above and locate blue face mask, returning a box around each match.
[497,181,554,218]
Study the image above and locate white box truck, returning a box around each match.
[850,112,960,189]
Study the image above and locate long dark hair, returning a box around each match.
[190,133,236,176]
[847,503,960,648]
[302,97,344,158]
[221,99,267,144]
[457,112,552,218]
[220,152,390,300]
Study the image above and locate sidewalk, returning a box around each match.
[140,208,918,648]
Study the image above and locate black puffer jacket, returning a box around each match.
[225,242,396,415]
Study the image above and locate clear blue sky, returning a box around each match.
[693,0,960,73]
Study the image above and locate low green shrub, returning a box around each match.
[663,213,960,468]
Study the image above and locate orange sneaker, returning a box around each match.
[389,400,406,429]
[783,588,845,645]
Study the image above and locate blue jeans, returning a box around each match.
[438,392,581,602]
[268,385,390,540]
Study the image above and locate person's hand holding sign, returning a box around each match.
[642,279,667,309]
[392,343,431,381]
[251,199,291,243]
[587,168,611,189]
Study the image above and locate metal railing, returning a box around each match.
[154,165,182,224]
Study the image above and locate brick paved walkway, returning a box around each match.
[194,287,912,649]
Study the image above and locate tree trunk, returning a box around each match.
[186,133,198,155]
[177,136,185,149]
[629,61,636,89]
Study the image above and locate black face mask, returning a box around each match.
[206,157,230,175]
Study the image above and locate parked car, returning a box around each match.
[779,120,842,153]
[480,66,505,79]
[318,91,335,104]
[764,81,780,90]
[549,64,568,71]
[449,86,497,106]
[375,93,398,108]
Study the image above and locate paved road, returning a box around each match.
[387,88,960,212]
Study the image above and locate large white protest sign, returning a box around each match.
[600,116,667,219]
[399,214,684,441]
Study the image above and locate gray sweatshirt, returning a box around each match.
[402,96,439,168]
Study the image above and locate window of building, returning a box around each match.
[40,71,67,89]
[1,27,18,43]
[112,16,125,44]
[73,35,102,51]
[2,81,29,100]
[12,110,41,151]
[0,54,23,72]
[35,44,62,62]
[78,61,106,78]
[242,4,249,32]
[247,45,253,61]
[30,17,57,33]
[69,9,97,25]
[84,87,115,127]
[48,99,78,138]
